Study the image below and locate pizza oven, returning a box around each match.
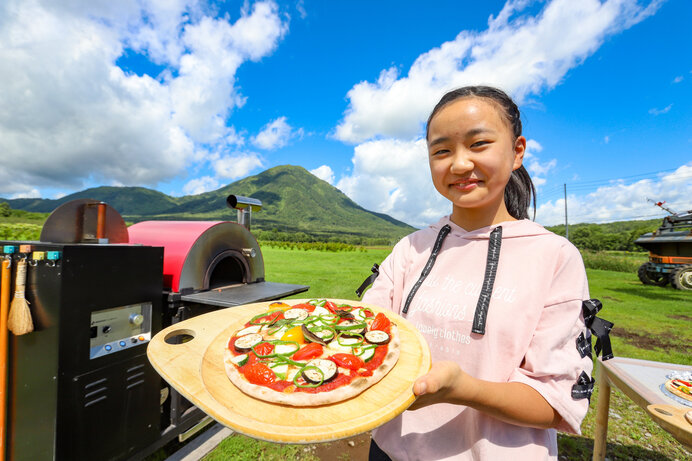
[2,196,308,461]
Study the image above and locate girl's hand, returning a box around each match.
[408,361,473,410]
[407,361,562,429]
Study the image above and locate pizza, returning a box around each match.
[664,378,692,402]
[223,299,400,406]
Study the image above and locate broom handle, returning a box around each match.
[0,258,12,461]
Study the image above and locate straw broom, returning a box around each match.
[8,259,33,335]
[0,258,12,461]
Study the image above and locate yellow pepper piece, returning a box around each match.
[269,301,291,310]
[281,326,305,344]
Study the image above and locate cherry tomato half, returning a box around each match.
[324,301,338,313]
[244,363,277,385]
[253,341,274,357]
[251,310,284,326]
[291,303,316,312]
[292,342,323,361]
[329,353,364,371]
[370,312,391,331]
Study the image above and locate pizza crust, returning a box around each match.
[224,324,401,406]
[664,379,692,402]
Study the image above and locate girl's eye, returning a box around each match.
[470,140,489,148]
[431,149,449,156]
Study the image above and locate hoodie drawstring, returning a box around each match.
[401,225,503,336]
[471,226,502,334]
[402,225,451,315]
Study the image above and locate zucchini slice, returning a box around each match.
[284,308,309,321]
[234,333,263,352]
[230,354,249,367]
[236,325,262,337]
[270,363,289,380]
[302,359,338,383]
[365,330,390,345]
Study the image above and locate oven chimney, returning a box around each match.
[226,195,262,230]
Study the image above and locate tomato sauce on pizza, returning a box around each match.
[223,300,401,406]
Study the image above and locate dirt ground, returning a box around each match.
[612,326,691,354]
[309,432,372,460]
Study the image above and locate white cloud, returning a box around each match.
[296,0,307,19]
[649,104,673,115]
[0,0,287,196]
[252,116,302,150]
[8,188,41,200]
[334,0,663,227]
[336,139,448,227]
[310,165,335,184]
[183,176,220,195]
[335,0,663,144]
[604,135,610,144]
[213,152,264,180]
[672,75,683,83]
[536,163,692,226]
[523,139,556,177]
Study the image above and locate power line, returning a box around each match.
[536,171,692,204]
[556,167,684,188]
[567,211,666,221]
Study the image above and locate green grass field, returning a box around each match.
[0,218,686,460]
[198,247,691,461]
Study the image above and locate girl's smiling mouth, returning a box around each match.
[451,179,481,191]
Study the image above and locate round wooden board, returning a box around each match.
[147,299,431,443]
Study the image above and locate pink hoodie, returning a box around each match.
[363,216,592,461]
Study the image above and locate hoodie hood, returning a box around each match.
[429,215,553,240]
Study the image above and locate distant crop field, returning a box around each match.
[0,223,41,241]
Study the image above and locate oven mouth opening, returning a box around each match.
[204,250,250,290]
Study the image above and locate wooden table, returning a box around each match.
[593,357,692,460]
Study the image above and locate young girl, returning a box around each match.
[362,86,596,460]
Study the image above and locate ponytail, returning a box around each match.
[504,165,535,220]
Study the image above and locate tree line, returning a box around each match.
[546,220,660,252]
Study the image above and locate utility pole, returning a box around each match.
[564,183,569,240]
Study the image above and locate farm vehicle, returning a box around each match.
[635,201,692,291]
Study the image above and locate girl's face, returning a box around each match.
[427,97,525,220]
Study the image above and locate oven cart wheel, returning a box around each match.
[670,265,692,291]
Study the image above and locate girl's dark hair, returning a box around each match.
[426,86,536,220]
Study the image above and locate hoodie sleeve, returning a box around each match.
[362,238,411,315]
[507,242,593,434]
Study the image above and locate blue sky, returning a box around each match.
[0,0,690,227]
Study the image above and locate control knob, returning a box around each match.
[129,313,144,326]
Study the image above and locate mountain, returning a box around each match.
[2,165,416,241]
[6,186,182,215]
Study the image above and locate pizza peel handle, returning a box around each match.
[646,404,692,448]
[147,299,432,444]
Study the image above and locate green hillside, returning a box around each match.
[6,186,181,215]
[2,165,416,242]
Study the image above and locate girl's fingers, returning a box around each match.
[413,362,459,396]
[414,379,427,395]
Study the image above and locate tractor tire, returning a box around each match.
[637,263,668,286]
[670,265,692,291]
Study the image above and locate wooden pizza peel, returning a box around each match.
[147,299,431,443]
[646,404,692,449]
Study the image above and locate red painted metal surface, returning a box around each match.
[128,221,223,292]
